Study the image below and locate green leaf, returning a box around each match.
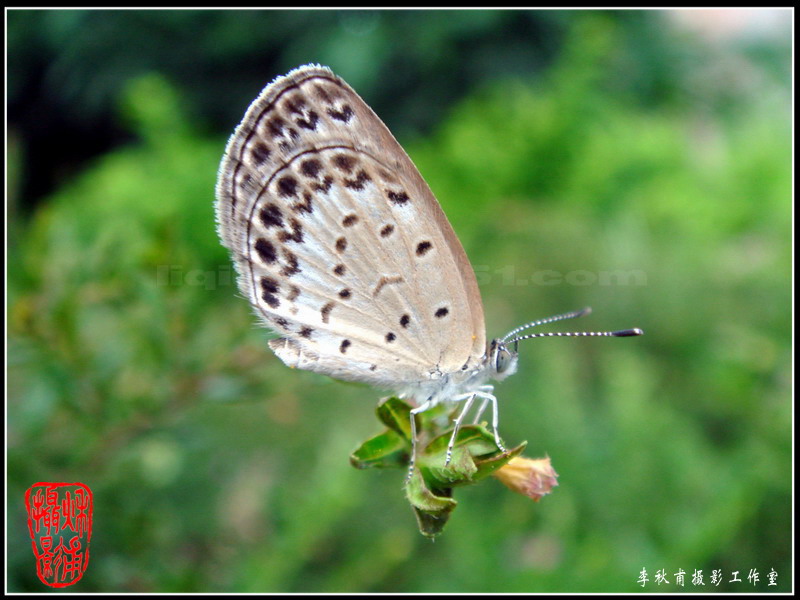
[350,429,408,469]
[472,441,528,480]
[375,396,413,440]
[425,424,501,458]
[405,468,458,538]
[353,397,534,537]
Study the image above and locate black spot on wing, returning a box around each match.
[301,158,323,178]
[250,142,271,165]
[255,238,277,264]
[321,302,335,324]
[333,154,356,173]
[260,277,280,308]
[344,170,371,191]
[268,116,287,139]
[260,204,284,228]
[387,191,409,205]
[416,241,432,256]
[328,105,354,122]
[277,175,298,198]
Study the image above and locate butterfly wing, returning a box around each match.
[216,65,486,389]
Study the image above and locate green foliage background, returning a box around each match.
[8,9,792,593]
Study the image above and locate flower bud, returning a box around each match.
[493,456,559,501]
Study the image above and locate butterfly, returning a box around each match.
[215,64,642,473]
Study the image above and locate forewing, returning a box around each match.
[215,65,486,387]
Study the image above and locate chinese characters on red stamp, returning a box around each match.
[25,482,93,587]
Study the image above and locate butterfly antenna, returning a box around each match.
[508,327,644,345]
[501,307,593,342]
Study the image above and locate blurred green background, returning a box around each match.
[8,9,792,593]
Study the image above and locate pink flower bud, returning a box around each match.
[493,456,559,501]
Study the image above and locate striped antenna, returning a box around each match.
[507,327,644,345]
[501,307,593,342]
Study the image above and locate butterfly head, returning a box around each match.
[486,308,643,384]
[488,339,519,381]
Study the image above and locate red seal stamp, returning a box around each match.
[24,482,93,587]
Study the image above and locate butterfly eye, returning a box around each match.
[494,346,513,374]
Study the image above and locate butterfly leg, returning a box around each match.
[471,385,494,424]
[473,390,506,454]
[407,397,435,481]
[472,397,490,424]
[444,393,477,466]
